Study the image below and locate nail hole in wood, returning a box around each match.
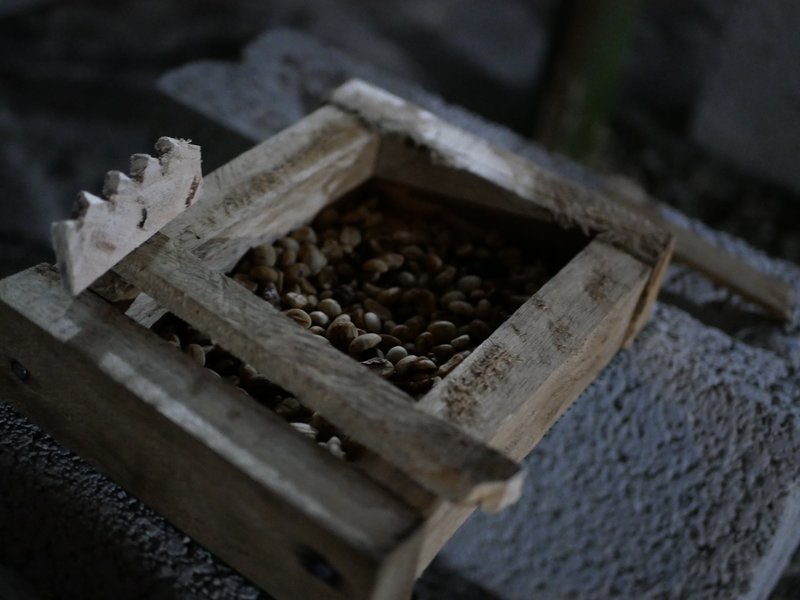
[295,545,343,590]
[10,359,29,383]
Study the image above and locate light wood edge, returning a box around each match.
[124,105,380,330]
[166,105,381,273]
[115,234,524,513]
[604,175,794,323]
[413,239,652,571]
[0,264,424,600]
[623,234,675,347]
[51,137,202,297]
[329,79,672,269]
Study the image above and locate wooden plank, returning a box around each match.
[604,175,794,322]
[115,234,525,513]
[413,239,651,571]
[0,265,424,600]
[52,137,202,296]
[164,105,380,272]
[124,105,379,327]
[331,79,672,269]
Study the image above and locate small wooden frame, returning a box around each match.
[0,80,673,599]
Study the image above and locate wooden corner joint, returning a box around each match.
[51,137,202,297]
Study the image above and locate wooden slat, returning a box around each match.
[115,234,525,513]
[52,137,202,296]
[164,105,380,272]
[0,265,423,600]
[369,139,672,346]
[604,175,794,322]
[413,239,651,570]
[331,79,672,269]
[124,106,379,327]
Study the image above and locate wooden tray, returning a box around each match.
[0,80,673,599]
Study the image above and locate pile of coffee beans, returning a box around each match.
[154,191,551,459]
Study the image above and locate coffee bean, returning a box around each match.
[340,226,361,247]
[427,320,457,344]
[467,319,490,342]
[349,333,382,356]
[449,300,475,318]
[280,249,297,267]
[364,298,392,321]
[309,311,330,327]
[251,244,277,267]
[327,319,357,349]
[379,334,402,351]
[284,263,311,284]
[363,258,389,281]
[277,236,300,252]
[438,352,466,377]
[291,226,318,244]
[283,292,308,310]
[416,331,435,354]
[394,355,419,375]
[364,312,382,333]
[457,275,482,293]
[285,308,312,328]
[386,345,408,364]
[451,334,471,350]
[185,343,206,366]
[431,344,455,362]
[318,298,342,318]
[361,357,395,378]
[440,290,466,306]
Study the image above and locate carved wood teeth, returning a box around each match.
[51,136,203,296]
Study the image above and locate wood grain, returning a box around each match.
[165,106,379,273]
[115,234,525,513]
[125,106,378,329]
[0,264,423,600]
[413,239,651,570]
[331,79,673,268]
[605,175,794,322]
[52,137,202,296]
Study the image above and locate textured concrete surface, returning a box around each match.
[692,2,800,196]
[2,25,799,600]
[441,301,800,598]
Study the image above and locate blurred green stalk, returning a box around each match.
[535,0,643,163]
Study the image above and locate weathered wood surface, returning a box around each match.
[604,175,794,322]
[51,137,202,296]
[330,79,673,268]
[370,136,671,345]
[413,239,651,571]
[115,234,525,513]
[125,106,378,327]
[0,264,423,600]
[164,106,379,273]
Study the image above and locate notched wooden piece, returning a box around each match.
[51,137,203,297]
